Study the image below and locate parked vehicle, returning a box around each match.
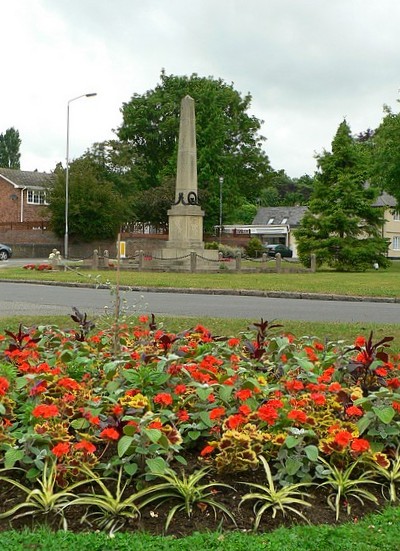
[263,244,293,258]
[0,243,12,260]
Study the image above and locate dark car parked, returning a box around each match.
[0,243,12,260]
[263,244,293,258]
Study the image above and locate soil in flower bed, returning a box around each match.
[0,453,387,537]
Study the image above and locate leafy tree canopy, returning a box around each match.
[47,157,132,242]
[294,120,389,271]
[0,127,21,169]
[116,70,273,231]
[370,105,400,205]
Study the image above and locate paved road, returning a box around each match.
[0,281,399,323]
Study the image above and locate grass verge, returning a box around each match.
[0,506,398,550]
[0,262,400,297]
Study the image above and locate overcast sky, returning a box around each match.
[2,0,400,178]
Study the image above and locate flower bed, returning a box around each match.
[0,315,399,534]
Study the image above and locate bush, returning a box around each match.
[245,237,265,258]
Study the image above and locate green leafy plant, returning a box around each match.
[0,459,91,528]
[317,457,378,520]
[140,465,236,531]
[68,465,145,534]
[239,455,313,530]
[368,448,400,502]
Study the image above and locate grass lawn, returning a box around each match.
[0,261,399,298]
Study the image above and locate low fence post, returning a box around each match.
[92,249,99,270]
[103,250,109,268]
[275,253,282,273]
[190,251,197,272]
[310,253,316,273]
[235,252,241,272]
[138,250,144,271]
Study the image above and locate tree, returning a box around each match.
[116,70,273,231]
[294,120,389,271]
[47,156,132,242]
[370,106,400,205]
[0,127,21,168]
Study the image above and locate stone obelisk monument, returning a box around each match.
[166,95,205,251]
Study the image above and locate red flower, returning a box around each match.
[334,430,353,448]
[387,378,400,389]
[225,413,247,429]
[346,405,363,417]
[351,438,370,453]
[57,377,81,391]
[392,401,400,413]
[0,377,10,396]
[258,405,279,425]
[112,404,124,416]
[99,427,120,440]
[148,421,163,429]
[209,407,226,420]
[238,404,251,415]
[138,315,149,323]
[287,409,307,424]
[375,367,388,377]
[32,404,59,418]
[285,380,304,392]
[174,384,187,395]
[51,442,70,457]
[234,389,252,401]
[75,440,97,454]
[200,445,215,457]
[355,336,366,347]
[177,409,190,422]
[328,382,342,392]
[228,338,240,347]
[304,347,318,362]
[310,393,326,406]
[153,393,173,407]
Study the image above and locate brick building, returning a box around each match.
[0,168,54,225]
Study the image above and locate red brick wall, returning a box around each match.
[0,177,49,223]
[0,178,19,222]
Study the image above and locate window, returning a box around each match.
[393,211,400,221]
[393,236,400,250]
[267,218,274,224]
[281,218,288,224]
[27,190,47,205]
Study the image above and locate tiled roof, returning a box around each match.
[252,206,308,227]
[0,168,55,188]
[372,191,397,208]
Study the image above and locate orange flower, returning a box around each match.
[200,444,215,457]
[234,389,252,401]
[209,407,226,420]
[258,405,279,425]
[75,440,96,454]
[153,393,173,406]
[287,409,307,423]
[51,442,70,458]
[32,404,59,418]
[225,413,247,429]
[354,336,366,347]
[334,430,353,448]
[0,377,9,396]
[99,427,119,440]
[346,405,363,417]
[351,438,370,453]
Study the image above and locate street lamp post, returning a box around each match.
[64,92,97,259]
[219,176,223,243]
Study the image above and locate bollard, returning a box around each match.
[92,249,99,270]
[190,251,197,272]
[103,250,109,268]
[310,253,316,273]
[275,253,282,273]
[138,250,144,271]
[235,252,241,272]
